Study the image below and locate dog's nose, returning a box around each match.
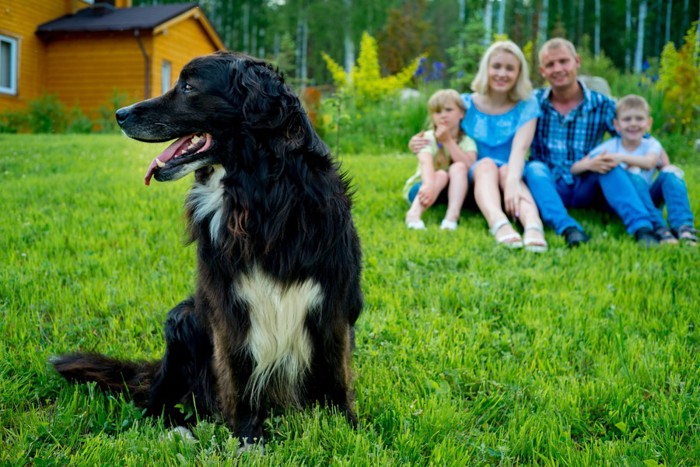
[115,107,129,126]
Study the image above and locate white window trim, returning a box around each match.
[0,34,18,96]
[161,60,172,95]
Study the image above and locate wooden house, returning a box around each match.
[0,0,223,121]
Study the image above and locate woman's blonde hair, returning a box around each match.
[471,40,532,102]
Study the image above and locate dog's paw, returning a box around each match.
[236,436,265,456]
[166,426,198,444]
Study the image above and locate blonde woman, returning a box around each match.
[411,40,547,251]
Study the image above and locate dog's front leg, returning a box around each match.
[148,298,215,425]
[233,398,268,451]
[212,337,267,449]
[307,322,358,428]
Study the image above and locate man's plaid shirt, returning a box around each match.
[530,81,617,185]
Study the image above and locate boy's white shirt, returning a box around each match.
[589,136,662,185]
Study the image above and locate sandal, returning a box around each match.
[490,219,523,249]
[675,225,697,246]
[523,224,548,253]
[406,219,426,230]
[655,226,678,245]
[440,219,458,231]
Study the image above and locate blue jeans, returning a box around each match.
[650,169,695,230]
[627,172,667,229]
[524,161,653,235]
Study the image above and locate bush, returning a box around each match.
[0,111,28,134]
[656,21,700,136]
[318,91,427,155]
[446,17,487,92]
[27,94,68,133]
[322,32,422,106]
[96,90,130,134]
[66,106,94,134]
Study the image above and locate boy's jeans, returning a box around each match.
[524,161,653,235]
[650,167,694,230]
[627,172,667,229]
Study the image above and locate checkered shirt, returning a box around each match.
[530,81,617,184]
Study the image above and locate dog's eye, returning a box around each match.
[183,83,194,93]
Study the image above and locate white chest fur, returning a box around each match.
[236,266,323,406]
[187,166,227,243]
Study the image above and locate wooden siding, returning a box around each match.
[0,1,69,111]
[0,2,222,123]
[43,32,149,119]
[151,17,222,95]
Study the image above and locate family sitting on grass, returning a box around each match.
[404,38,697,250]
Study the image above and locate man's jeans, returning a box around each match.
[524,161,653,235]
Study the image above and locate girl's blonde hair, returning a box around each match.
[471,40,532,102]
[425,89,466,133]
[423,89,466,166]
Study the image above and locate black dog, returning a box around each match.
[51,51,363,447]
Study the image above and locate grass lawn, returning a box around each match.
[1,134,698,465]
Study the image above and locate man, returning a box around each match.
[525,38,658,247]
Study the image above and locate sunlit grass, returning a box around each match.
[1,134,698,465]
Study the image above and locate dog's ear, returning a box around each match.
[234,60,301,130]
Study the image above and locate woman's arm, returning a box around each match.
[503,118,537,216]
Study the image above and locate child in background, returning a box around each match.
[403,89,477,230]
[587,94,697,245]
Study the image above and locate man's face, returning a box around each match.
[539,46,580,91]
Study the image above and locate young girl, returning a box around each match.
[403,89,477,230]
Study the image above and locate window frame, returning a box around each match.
[161,59,172,95]
[0,34,18,96]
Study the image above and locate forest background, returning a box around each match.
[4,0,698,155]
[163,0,698,89]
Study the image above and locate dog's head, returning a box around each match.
[116,51,301,185]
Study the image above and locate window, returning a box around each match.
[161,60,172,95]
[0,34,18,95]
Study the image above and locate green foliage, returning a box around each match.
[318,90,427,156]
[66,106,94,134]
[27,94,68,134]
[446,16,486,92]
[0,111,27,134]
[656,22,700,137]
[0,92,127,134]
[1,134,699,464]
[322,32,423,105]
[577,35,621,86]
[96,90,131,134]
[376,0,434,75]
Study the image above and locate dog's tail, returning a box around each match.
[50,353,159,405]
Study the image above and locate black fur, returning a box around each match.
[51,51,363,445]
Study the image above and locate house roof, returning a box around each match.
[37,3,197,32]
[36,2,224,49]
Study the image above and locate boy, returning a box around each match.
[586,94,696,245]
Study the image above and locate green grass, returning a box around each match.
[1,134,698,465]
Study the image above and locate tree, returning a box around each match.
[634,0,647,73]
[376,1,433,75]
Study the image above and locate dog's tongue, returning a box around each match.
[144,136,192,185]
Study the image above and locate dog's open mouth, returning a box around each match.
[144,133,213,185]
